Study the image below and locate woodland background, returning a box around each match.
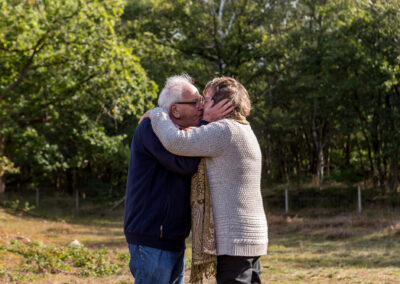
[1,1,400,283]
[1,0,400,199]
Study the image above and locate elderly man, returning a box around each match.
[124,74,231,284]
[149,77,268,284]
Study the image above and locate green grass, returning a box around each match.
[1,193,400,283]
[260,208,400,283]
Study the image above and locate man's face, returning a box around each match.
[172,83,204,127]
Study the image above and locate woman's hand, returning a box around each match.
[202,98,234,122]
[138,110,152,124]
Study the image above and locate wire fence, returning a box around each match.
[2,185,400,213]
[1,186,125,213]
[265,185,400,214]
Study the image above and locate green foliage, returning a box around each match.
[2,199,35,212]
[0,0,157,190]
[120,0,400,191]
[121,0,293,88]
[0,156,19,175]
[1,0,400,193]
[0,265,41,282]
[0,239,125,277]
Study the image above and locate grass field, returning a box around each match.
[1,194,400,283]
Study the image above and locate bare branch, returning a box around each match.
[212,0,225,73]
[218,0,226,20]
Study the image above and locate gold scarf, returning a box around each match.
[190,158,217,283]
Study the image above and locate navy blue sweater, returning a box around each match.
[124,118,201,251]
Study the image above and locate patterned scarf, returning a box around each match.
[190,158,217,283]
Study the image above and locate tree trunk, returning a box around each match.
[0,133,4,199]
[371,108,385,194]
[67,170,73,195]
[345,135,351,168]
[303,130,314,173]
[277,146,285,182]
[0,174,5,200]
[374,147,385,195]
[317,145,324,189]
[390,151,399,194]
[355,138,368,188]
[326,145,331,177]
[66,169,78,195]
[312,101,324,189]
[264,143,271,177]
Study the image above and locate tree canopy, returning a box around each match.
[1,0,400,195]
[120,0,400,193]
[0,0,157,194]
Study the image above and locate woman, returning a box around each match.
[149,77,268,283]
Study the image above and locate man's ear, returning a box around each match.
[170,104,181,118]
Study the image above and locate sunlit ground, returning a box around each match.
[1,194,400,283]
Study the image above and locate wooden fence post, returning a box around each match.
[357,185,362,213]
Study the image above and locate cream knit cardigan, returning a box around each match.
[150,108,268,256]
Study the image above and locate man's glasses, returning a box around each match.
[174,96,205,106]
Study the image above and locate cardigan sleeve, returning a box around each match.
[138,119,200,175]
[149,107,230,157]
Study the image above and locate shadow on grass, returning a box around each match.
[2,206,124,228]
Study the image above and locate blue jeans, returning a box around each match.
[128,244,185,284]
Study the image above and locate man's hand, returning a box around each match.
[138,110,151,124]
[203,98,234,122]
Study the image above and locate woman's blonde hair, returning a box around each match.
[203,77,251,117]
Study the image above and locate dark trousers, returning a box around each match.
[216,255,261,284]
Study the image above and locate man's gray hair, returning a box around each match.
[158,74,194,113]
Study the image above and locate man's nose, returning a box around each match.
[197,103,204,111]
